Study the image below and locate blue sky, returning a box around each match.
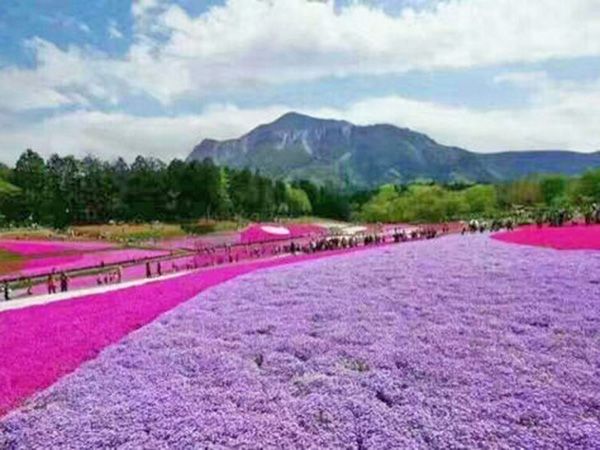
[0,0,599,163]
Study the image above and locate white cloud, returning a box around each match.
[117,0,600,103]
[2,0,600,110]
[108,20,124,39]
[0,105,292,164]
[339,93,600,152]
[1,73,599,165]
[132,0,164,19]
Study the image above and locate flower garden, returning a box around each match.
[1,226,599,448]
[492,224,600,250]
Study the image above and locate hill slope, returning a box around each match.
[188,112,600,188]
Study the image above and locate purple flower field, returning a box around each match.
[2,235,600,448]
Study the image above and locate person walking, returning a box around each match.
[25,277,33,296]
[47,274,57,295]
[157,261,162,277]
[60,272,69,293]
[146,261,152,279]
[3,281,10,301]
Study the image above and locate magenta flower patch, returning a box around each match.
[240,223,327,244]
[0,239,113,256]
[492,224,600,250]
[2,248,169,279]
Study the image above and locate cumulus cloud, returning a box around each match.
[123,0,600,104]
[2,0,600,110]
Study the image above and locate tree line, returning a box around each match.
[359,170,600,223]
[1,149,599,228]
[0,150,352,228]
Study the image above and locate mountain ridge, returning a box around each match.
[187,112,600,188]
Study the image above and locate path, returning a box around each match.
[0,270,193,313]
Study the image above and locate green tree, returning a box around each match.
[285,185,312,216]
[496,178,542,208]
[463,185,497,216]
[540,175,568,205]
[574,169,600,203]
[360,184,401,222]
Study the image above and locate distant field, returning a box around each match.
[70,223,187,241]
[0,229,59,240]
[70,221,247,242]
[0,250,21,276]
[281,216,348,226]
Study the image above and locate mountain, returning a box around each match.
[478,151,600,180]
[187,112,600,188]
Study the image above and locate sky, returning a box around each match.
[0,0,599,164]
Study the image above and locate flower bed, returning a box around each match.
[2,235,600,447]
[240,223,327,244]
[2,248,170,279]
[0,239,113,256]
[0,245,370,417]
[492,224,600,250]
[155,234,237,250]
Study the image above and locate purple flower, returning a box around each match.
[2,235,600,448]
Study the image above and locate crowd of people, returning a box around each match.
[1,271,71,301]
[462,218,514,234]
[96,265,123,286]
[540,204,600,228]
[278,226,446,256]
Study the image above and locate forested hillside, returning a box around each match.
[0,150,349,228]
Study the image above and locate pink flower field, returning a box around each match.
[492,224,600,250]
[1,247,170,279]
[0,238,136,280]
[0,239,113,256]
[240,223,327,244]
